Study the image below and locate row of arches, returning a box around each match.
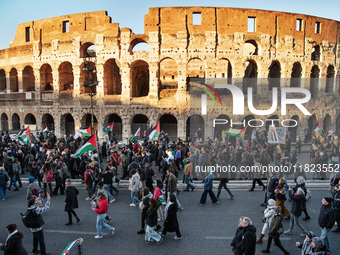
[0,59,336,98]
[1,112,338,142]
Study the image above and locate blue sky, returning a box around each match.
[0,0,339,50]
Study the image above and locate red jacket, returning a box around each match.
[133,142,140,153]
[95,197,108,214]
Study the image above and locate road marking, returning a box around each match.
[205,236,292,241]
[44,229,98,235]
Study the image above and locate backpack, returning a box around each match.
[21,209,44,228]
[46,170,53,181]
[270,215,284,235]
[87,170,95,182]
[305,189,312,200]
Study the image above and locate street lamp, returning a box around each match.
[82,58,98,135]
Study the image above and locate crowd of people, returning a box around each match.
[0,125,339,254]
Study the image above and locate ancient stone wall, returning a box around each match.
[0,7,339,141]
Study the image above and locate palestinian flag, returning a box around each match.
[72,133,97,158]
[61,238,82,254]
[46,149,53,158]
[268,125,279,144]
[146,124,154,138]
[78,126,92,137]
[43,125,49,133]
[227,128,244,138]
[103,122,114,132]
[14,130,24,139]
[149,121,160,141]
[130,127,141,143]
[240,126,247,137]
[20,127,31,144]
[314,122,323,132]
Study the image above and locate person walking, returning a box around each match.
[0,224,28,255]
[257,199,277,244]
[137,188,153,234]
[240,217,256,255]
[275,178,290,220]
[295,231,316,255]
[167,170,183,210]
[200,173,219,205]
[129,169,142,207]
[284,187,307,236]
[65,180,80,225]
[92,193,115,239]
[27,192,50,255]
[145,198,163,244]
[262,207,290,255]
[231,216,245,255]
[217,177,234,200]
[161,194,182,240]
[0,167,9,200]
[318,197,335,249]
[332,184,340,232]
[183,158,195,192]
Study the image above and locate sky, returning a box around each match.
[0,0,339,50]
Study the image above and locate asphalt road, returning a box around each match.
[0,183,339,255]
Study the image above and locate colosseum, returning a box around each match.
[0,7,339,142]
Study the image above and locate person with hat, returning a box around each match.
[311,237,330,255]
[318,197,335,249]
[257,199,277,244]
[332,183,340,232]
[26,176,41,200]
[0,167,9,201]
[296,231,316,255]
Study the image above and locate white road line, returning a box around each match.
[44,229,98,235]
[205,236,292,241]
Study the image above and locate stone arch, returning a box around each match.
[12,113,20,131]
[10,68,18,92]
[104,59,122,95]
[129,37,149,54]
[244,40,258,56]
[308,114,317,139]
[80,61,97,94]
[268,61,281,90]
[1,113,8,131]
[130,60,149,97]
[289,115,299,142]
[186,114,205,140]
[310,65,320,98]
[40,64,53,91]
[131,114,149,136]
[266,115,280,131]
[311,45,321,61]
[81,113,98,131]
[42,113,54,131]
[214,114,230,140]
[186,58,205,91]
[24,113,36,125]
[216,58,232,83]
[59,62,74,91]
[290,62,302,87]
[80,43,96,58]
[23,66,35,91]
[160,114,178,141]
[159,58,178,98]
[0,69,6,91]
[323,114,331,134]
[325,65,335,93]
[243,60,257,94]
[242,115,255,140]
[61,113,75,136]
[105,114,123,141]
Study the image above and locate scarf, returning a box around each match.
[6,229,18,243]
[164,201,173,220]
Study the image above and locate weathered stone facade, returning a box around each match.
[0,8,339,141]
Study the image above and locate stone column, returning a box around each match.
[54,111,61,138]
[148,62,158,98]
[6,71,11,93]
[73,65,81,97]
[178,115,186,139]
[120,63,130,103]
[95,63,104,99]
[121,115,130,142]
[18,68,23,93]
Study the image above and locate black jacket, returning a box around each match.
[0,170,9,187]
[164,203,179,232]
[289,190,305,217]
[100,171,114,185]
[241,224,256,255]
[146,207,158,227]
[318,204,335,229]
[0,232,28,255]
[65,186,79,211]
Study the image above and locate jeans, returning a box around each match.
[96,213,114,236]
[217,182,233,198]
[288,214,306,233]
[86,182,93,198]
[320,227,331,249]
[184,175,194,190]
[8,176,18,189]
[0,186,6,199]
[105,184,118,199]
[33,229,46,255]
[145,225,161,242]
[131,191,141,204]
[15,173,22,186]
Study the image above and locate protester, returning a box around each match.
[161,194,182,240]
[318,197,335,249]
[145,198,163,244]
[65,180,80,225]
[0,223,28,255]
[295,231,316,255]
[92,193,115,239]
[200,173,219,205]
[240,217,256,255]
